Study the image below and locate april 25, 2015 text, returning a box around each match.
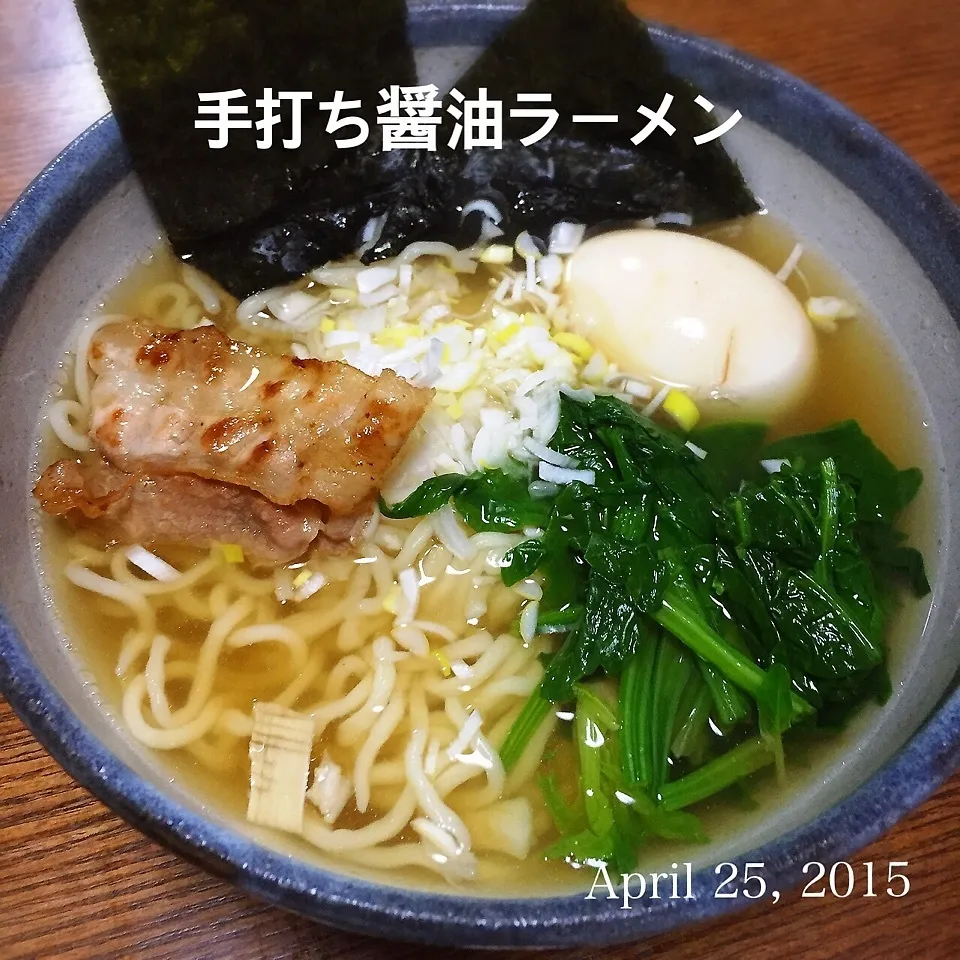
[586,861,911,909]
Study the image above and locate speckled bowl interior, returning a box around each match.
[0,1,958,947]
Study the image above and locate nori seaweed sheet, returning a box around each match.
[74,0,416,288]
[76,0,759,297]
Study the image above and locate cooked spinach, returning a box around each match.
[539,685,707,873]
[381,394,928,868]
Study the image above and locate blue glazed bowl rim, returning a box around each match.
[0,3,958,948]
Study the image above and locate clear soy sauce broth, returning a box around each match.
[37,213,935,893]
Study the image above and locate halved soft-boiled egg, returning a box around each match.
[564,229,817,420]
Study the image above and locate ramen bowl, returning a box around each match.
[1,0,959,947]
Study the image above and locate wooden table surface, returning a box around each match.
[1,1,958,957]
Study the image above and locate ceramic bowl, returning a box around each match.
[0,0,958,947]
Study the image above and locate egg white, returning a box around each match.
[564,229,817,419]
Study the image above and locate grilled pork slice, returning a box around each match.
[87,322,432,511]
[34,458,332,566]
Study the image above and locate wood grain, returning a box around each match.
[1,0,958,957]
